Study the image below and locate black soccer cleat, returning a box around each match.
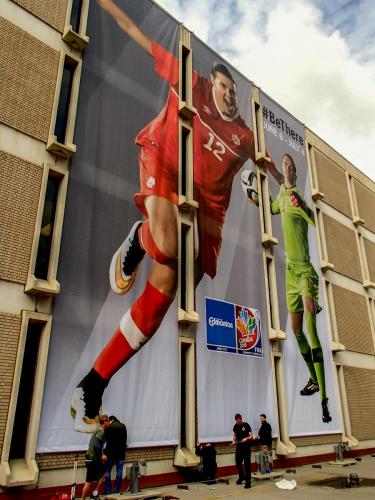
[322,398,332,423]
[70,369,108,432]
[300,378,319,396]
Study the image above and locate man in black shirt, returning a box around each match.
[256,414,272,473]
[232,413,253,489]
[104,415,127,494]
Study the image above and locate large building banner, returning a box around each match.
[38,0,181,451]
[260,92,341,435]
[36,0,340,453]
[192,37,277,443]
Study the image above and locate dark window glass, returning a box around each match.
[266,259,274,329]
[54,60,75,143]
[180,127,189,197]
[179,226,187,311]
[180,343,188,448]
[181,46,189,102]
[9,322,43,459]
[70,0,84,33]
[34,175,60,280]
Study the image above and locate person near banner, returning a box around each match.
[231,413,252,489]
[254,414,272,473]
[82,415,110,500]
[70,0,283,433]
[271,153,332,423]
[104,415,127,494]
[195,441,217,483]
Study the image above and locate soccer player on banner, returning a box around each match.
[70,0,282,432]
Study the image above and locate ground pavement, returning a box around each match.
[101,454,375,500]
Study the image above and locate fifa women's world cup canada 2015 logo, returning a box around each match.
[235,306,259,350]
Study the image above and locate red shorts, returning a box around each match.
[134,145,224,279]
[134,145,178,216]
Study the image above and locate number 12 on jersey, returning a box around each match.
[203,132,225,162]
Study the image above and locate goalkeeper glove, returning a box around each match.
[289,190,302,207]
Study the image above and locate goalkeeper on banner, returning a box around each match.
[272,153,331,423]
[242,153,332,423]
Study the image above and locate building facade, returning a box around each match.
[0,1,374,498]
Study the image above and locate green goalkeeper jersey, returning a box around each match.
[271,185,314,264]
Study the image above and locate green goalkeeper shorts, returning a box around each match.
[285,260,319,313]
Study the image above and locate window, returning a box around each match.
[179,125,190,199]
[34,174,61,280]
[272,354,296,455]
[0,312,52,487]
[266,255,275,330]
[178,30,195,121]
[70,0,84,34]
[174,338,199,467]
[63,0,89,51]
[265,254,285,339]
[54,58,75,144]
[9,322,43,459]
[180,45,189,104]
[47,53,81,159]
[179,225,188,312]
[178,220,199,324]
[26,163,69,295]
[180,342,189,448]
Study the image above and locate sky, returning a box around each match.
[157,0,375,182]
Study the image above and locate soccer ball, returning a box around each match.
[241,170,259,206]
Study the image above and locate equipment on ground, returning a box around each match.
[126,460,147,494]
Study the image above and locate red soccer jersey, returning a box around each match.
[135,42,256,220]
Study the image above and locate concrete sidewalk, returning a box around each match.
[103,454,375,499]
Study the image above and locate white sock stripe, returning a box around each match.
[119,310,149,351]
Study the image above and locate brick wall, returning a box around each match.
[323,214,362,282]
[354,179,375,234]
[0,313,21,457]
[332,285,374,354]
[12,0,69,33]
[343,366,375,440]
[0,17,60,142]
[36,447,176,471]
[314,150,351,217]
[363,238,375,284]
[0,151,42,283]
[291,434,342,446]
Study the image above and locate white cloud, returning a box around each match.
[157,0,375,181]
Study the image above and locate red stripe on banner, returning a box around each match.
[131,281,174,338]
[93,328,135,381]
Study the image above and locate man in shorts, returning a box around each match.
[82,415,110,500]
[71,0,283,432]
[271,153,331,423]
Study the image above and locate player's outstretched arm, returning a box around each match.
[256,155,283,186]
[97,0,152,55]
[267,160,283,185]
[290,191,314,222]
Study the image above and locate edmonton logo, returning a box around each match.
[208,316,233,328]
